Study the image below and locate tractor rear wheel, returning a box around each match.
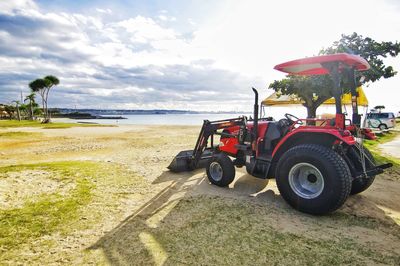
[206,153,235,187]
[350,147,376,195]
[275,144,352,215]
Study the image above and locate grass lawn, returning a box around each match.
[0,160,149,264]
[94,195,400,265]
[0,123,399,264]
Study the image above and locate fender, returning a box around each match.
[272,127,355,158]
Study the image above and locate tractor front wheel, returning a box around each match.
[206,153,235,187]
[276,144,352,215]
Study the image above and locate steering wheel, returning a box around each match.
[284,113,302,125]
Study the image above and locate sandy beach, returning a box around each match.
[1,124,400,265]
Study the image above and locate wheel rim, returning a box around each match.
[209,162,223,181]
[288,163,324,199]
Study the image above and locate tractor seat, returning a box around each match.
[263,121,288,151]
[277,118,291,136]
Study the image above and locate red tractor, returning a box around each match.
[168,53,392,215]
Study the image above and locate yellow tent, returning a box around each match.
[262,87,368,107]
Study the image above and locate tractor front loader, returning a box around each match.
[168,116,247,172]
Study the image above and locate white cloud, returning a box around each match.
[158,15,176,22]
[116,16,177,41]
[95,8,112,14]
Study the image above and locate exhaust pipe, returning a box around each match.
[252,87,259,156]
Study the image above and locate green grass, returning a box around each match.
[157,197,399,265]
[0,120,110,129]
[97,196,400,265]
[0,161,99,251]
[0,160,149,258]
[0,179,92,250]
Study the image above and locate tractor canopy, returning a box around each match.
[273,53,371,128]
[274,53,370,75]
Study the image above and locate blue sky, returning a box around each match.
[0,0,399,112]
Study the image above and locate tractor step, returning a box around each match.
[168,149,213,173]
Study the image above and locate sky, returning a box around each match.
[0,0,399,112]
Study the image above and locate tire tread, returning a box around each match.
[276,144,351,214]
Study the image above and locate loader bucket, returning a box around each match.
[168,150,194,172]
[168,149,213,173]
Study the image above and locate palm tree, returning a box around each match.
[29,78,47,120]
[12,100,21,121]
[24,93,36,120]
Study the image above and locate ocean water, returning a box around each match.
[72,113,253,126]
[63,105,362,126]
[64,106,304,125]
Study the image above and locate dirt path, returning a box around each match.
[379,134,400,159]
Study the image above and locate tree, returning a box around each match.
[29,75,60,123]
[18,104,29,119]
[320,32,400,84]
[269,33,400,118]
[374,105,385,113]
[24,93,36,120]
[12,100,21,121]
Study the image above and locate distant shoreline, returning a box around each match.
[50,108,250,116]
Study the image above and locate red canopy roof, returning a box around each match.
[274,53,370,75]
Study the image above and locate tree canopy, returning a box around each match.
[29,75,60,123]
[320,32,400,84]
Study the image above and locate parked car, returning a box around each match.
[366,112,396,130]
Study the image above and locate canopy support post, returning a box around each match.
[347,68,361,127]
[322,62,345,129]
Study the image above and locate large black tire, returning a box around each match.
[275,144,352,215]
[350,147,376,195]
[206,153,235,187]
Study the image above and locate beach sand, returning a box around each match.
[1,124,399,264]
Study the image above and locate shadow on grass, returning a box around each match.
[89,170,400,265]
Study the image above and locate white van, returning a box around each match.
[366,112,396,130]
